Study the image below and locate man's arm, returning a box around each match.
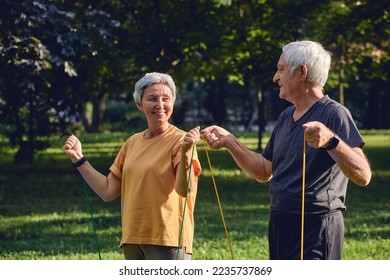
[202,125,272,182]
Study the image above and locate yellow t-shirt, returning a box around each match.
[109,125,201,254]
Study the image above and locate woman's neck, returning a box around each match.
[144,122,170,139]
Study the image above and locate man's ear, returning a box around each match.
[300,64,308,80]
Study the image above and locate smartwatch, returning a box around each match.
[324,134,340,150]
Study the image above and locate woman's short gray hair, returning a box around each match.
[133,72,177,104]
[282,41,331,88]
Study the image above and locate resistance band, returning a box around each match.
[83,181,102,260]
[176,146,195,260]
[202,136,235,260]
[300,133,307,260]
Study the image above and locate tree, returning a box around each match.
[1,0,387,164]
[305,0,390,128]
[0,0,117,162]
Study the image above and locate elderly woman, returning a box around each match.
[63,72,201,260]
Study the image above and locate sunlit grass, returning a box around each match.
[0,130,389,260]
[201,168,244,177]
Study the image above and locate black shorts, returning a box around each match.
[268,211,344,260]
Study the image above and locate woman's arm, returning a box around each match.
[175,127,201,197]
[63,135,121,201]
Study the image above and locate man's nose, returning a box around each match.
[272,72,279,83]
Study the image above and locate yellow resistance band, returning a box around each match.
[300,133,307,260]
[202,136,235,260]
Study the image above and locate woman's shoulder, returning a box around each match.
[119,130,145,149]
[168,124,186,136]
[127,130,144,141]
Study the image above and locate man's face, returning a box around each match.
[273,54,301,102]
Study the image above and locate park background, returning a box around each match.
[0,0,389,260]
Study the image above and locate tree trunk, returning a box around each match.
[338,40,346,106]
[256,80,265,152]
[365,78,388,129]
[90,93,109,132]
[205,79,226,125]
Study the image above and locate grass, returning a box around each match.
[0,130,389,260]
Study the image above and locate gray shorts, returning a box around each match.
[122,244,192,260]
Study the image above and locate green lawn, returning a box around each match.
[0,130,389,260]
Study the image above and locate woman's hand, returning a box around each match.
[182,126,201,152]
[63,135,84,162]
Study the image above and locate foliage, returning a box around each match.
[102,99,145,132]
[305,0,389,127]
[0,131,389,260]
[0,0,388,162]
[0,0,118,162]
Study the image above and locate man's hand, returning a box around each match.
[302,121,334,149]
[201,125,231,150]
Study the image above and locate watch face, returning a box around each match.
[326,134,340,150]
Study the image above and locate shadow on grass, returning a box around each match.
[0,210,122,258]
[1,132,389,259]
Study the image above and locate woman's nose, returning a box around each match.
[156,98,163,107]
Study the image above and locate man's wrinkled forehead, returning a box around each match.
[276,53,287,68]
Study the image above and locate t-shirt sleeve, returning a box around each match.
[109,142,127,180]
[328,105,365,149]
[191,150,202,177]
[262,138,274,162]
[173,144,202,177]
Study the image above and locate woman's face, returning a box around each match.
[137,83,174,127]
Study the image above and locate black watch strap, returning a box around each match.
[72,156,87,168]
[324,134,340,150]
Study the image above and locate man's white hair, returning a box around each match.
[283,41,331,88]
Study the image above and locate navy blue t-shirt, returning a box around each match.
[262,96,364,216]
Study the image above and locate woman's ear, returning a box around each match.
[136,102,143,112]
